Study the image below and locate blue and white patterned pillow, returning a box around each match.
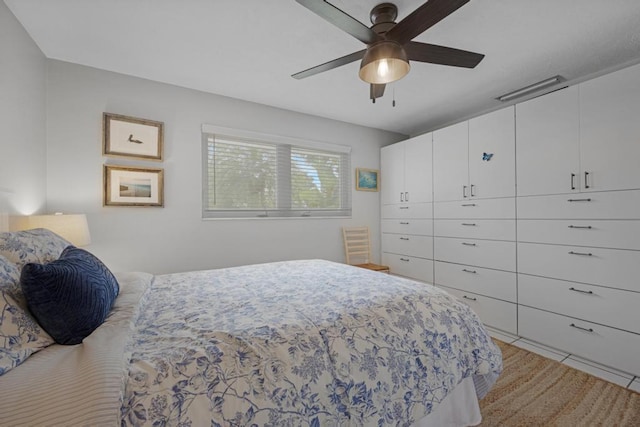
[0,228,71,270]
[0,254,20,295]
[1,254,55,376]
[21,246,120,345]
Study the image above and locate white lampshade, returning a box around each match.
[11,214,91,246]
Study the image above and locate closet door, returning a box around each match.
[516,86,580,196]
[404,132,433,204]
[468,107,516,199]
[580,63,640,193]
[433,122,469,202]
[381,143,405,205]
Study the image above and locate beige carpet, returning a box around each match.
[478,339,640,426]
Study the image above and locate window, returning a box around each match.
[202,125,351,218]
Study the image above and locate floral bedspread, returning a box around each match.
[121,260,502,426]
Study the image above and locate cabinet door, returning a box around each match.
[433,122,469,202]
[516,86,580,196]
[468,107,516,199]
[380,143,405,205]
[580,63,640,192]
[404,132,433,203]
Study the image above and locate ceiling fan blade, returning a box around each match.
[406,41,484,68]
[386,0,470,45]
[292,49,366,79]
[370,84,386,101]
[296,0,381,45]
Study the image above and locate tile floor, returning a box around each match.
[485,326,639,392]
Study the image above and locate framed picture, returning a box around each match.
[104,165,164,207]
[103,113,164,161]
[356,168,379,191]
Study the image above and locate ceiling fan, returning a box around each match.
[292,0,484,102]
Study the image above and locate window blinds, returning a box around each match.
[202,126,351,218]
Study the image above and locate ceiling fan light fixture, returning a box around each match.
[359,40,410,84]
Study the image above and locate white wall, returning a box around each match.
[46,60,406,274]
[0,2,47,213]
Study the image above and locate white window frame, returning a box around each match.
[202,125,352,219]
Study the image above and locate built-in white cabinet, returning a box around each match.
[433,108,515,202]
[433,121,468,202]
[516,86,580,197]
[381,142,405,205]
[381,133,434,284]
[514,63,640,376]
[580,64,640,193]
[517,63,640,197]
[381,133,432,205]
[381,62,640,376]
[468,108,516,200]
[433,121,517,333]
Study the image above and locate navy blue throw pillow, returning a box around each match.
[20,246,120,345]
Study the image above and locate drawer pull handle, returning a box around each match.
[462,269,477,274]
[584,171,590,189]
[567,198,592,202]
[462,242,477,246]
[570,323,594,333]
[400,222,410,225]
[399,206,409,210]
[461,203,476,207]
[400,192,404,202]
[569,287,593,295]
[461,223,477,226]
[568,225,592,229]
[470,184,476,197]
[399,237,410,241]
[463,295,477,301]
[570,173,576,190]
[400,258,410,262]
[568,251,592,256]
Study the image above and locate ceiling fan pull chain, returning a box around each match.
[393,86,396,107]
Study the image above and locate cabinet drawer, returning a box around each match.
[382,234,433,259]
[440,286,517,335]
[382,253,434,283]
[382,219,433,236]
[518,219,640,250]
[517,190,640,219]
[382,202,433,219]
[519,306,640,376]
[435,237,516,272]
[517,242,640,293]
[434,198,515,219]
[519,274,640,334]
[434,219,515,241]
[435,261,516,302]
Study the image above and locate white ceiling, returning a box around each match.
[6,0,640,136]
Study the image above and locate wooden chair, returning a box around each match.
[342,226,390,273]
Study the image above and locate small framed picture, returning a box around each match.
[103,113,164,161]
[356,168,379,192]
[104,165,164,207]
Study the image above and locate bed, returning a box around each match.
[0,229,502,426]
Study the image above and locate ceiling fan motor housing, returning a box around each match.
[370,3,398,35]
